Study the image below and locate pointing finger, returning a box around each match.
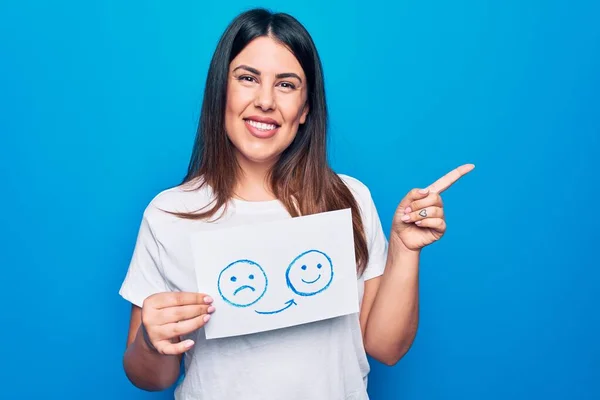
[428,164,475,194]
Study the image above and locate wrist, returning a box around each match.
[389,233,421,257]
[385,234,421,274]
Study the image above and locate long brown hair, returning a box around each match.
[174,8,369,275]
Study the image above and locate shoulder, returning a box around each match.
[141,177,215,225]
[337,173,379,217]
[337,174,374,203]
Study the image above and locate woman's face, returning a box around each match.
[224,36,309,168]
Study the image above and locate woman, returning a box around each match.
[119,7,473,399]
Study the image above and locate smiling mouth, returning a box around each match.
[243,118,281,139]
[245,119,280,130]
[301,275,321,284]
[234,285,256,295]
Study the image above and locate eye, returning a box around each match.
[237,75,257,83]
[301,265,307,270]
[317,263,322,269]
[230,276,237,282]
[278,82,296,90]
[249,274,254,279]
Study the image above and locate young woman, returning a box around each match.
[119,7,473,400]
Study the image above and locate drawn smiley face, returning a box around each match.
[217,259,268,307]
[285,249,333,296]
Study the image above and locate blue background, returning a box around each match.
[1,0,599,399]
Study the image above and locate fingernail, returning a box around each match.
[415,220,422,225]
[184,340,195,348]
[401,214,410,222]
[404,207,412,214]
[204,296,213,303]
[207,306,215,313]
[419,188,429,194]
[203,314,211,322]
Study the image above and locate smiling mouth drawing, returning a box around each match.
[301,275,321,284]
[234,285,256,295]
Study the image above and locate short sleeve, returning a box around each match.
[118,210,168,307]
[360,190,389,281]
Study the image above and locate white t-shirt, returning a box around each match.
[119,174,389,400]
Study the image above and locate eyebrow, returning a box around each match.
[232,64,303,83]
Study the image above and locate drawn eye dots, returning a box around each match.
[285,249,333,296]
[230,274,255,282]
[217,259,268,308]
[217,249,334,307]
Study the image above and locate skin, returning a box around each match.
[122,36,310,391]
[362,164,475,365]
[224,36,309,201]
[122,34,474,390]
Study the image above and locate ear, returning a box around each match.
[299,102,309,124]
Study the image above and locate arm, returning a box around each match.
[123,305,182,391]
[120,212,213,390]
[359,164,473,366]
[362,236,420,366]
[122,292,213,391]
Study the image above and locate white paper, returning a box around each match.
[189,208,360,339]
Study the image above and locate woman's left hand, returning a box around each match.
[391,164,474,251]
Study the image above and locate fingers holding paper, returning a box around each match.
[141,292,216,355]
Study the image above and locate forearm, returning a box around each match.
[123,326,182,391]
[364,236,420,365]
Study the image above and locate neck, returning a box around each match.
[233,155,277,202]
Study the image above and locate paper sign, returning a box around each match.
[189,208,360,339]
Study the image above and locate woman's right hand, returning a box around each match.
[140,292,215,355]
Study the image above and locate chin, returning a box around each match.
[236,145,282,166]
[230,132,292,165]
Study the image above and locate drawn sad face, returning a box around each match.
[285,250,334,296]
[218,259,268,307]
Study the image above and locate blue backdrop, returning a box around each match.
[1,0,598,399]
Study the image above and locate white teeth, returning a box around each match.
[247,119,277,131]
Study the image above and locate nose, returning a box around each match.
[254,84,276,111]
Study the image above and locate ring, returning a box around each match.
[419,209,427,218]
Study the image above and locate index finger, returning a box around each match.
[427,164,475,193]
[152,292,213,309]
